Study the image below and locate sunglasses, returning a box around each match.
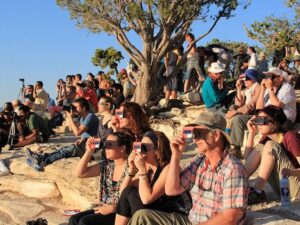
[115,109,125,119]
[183,127,211,140]
[104,140,120,149]
[252,116,273,125]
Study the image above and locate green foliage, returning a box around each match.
[245,16,300,53]
[205,38,262,54]
[91,47,124,77]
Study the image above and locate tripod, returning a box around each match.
[7,113,18,148]
[18,79,25,102]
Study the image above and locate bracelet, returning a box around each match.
[138,173,148,176]
[139,175,148,180]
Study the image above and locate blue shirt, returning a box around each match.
[79,112,99,139]
[201,77,228,108]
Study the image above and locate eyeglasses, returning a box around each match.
[98,102,108,106]
[104,140,120,149]
[198,158,223,191]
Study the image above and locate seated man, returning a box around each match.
[226,69,260,120]
[201,62,234,115]
[32,81,49,112]
[128,112,249,225]
[230,67,297,149]
[13,105,50,148]
[26,97,99,171]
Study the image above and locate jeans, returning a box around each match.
[230,114,252,147]
[42,141,86,166]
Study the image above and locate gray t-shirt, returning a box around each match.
[264,82,297,123]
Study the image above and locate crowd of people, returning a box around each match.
[0,34,300,225]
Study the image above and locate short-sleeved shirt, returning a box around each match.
[283,131,300,168]
[180,151,248,224]
[79,112,99,139]
[34,89,49,111]
[264,82,297,123]
[26,112,50,137]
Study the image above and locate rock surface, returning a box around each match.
[1,92,300,224]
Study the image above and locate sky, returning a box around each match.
[0,0,296,106]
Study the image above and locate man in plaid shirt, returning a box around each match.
[128,111,249,225]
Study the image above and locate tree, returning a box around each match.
[57,0,250,105]
[205,38,262,55]
[245,1,300,59]
[92,47,124,77]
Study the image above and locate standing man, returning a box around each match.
[33,81,48,111]
[26,98,99,171]
[164,49,180,103]
[128,112,249,225]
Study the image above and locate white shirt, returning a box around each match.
[248,52,257,70]
[264,82,297,123]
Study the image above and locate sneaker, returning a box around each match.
[248,187,267,205]
[25,148,44,172]
[0,159,9,176]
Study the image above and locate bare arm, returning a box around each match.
[74,138,100,178]
[165,136,186,196]
[256,82,266,110]
[66,113,87,137]
[138,165,169,204]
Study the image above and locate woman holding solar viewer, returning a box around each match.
[114,131,191,225]
[111,102,152,141]
[68,129,134,225]
[244,105,300,205]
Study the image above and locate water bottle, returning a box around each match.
[280,177,291,207]
[225,127,231,135]
[39,132,44,143]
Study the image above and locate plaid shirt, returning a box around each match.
[180,150,249,224]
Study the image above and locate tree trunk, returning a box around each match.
[131,62,160,106]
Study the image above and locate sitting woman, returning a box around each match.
[111,102,152,141]
[244,105,300,205]
[114,131,191,225]
[68,130,134,225]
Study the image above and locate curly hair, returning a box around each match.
[121,102,151,138]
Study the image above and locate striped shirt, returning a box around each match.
[180,151,249,224]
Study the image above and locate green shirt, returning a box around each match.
[26,112,50,137]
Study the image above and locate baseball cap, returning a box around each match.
[243,69,258,82]
[191,111,231,144]
[263,67,289,81]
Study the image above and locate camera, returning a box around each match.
[252,117,271,125]
[106,88,114,95]
[19,78,25,82]
[133,142,148,154]
[62,105,76,112]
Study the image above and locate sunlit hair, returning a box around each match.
[155,131,172,168]
[121,102,151,138]
[109,128,135,155]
